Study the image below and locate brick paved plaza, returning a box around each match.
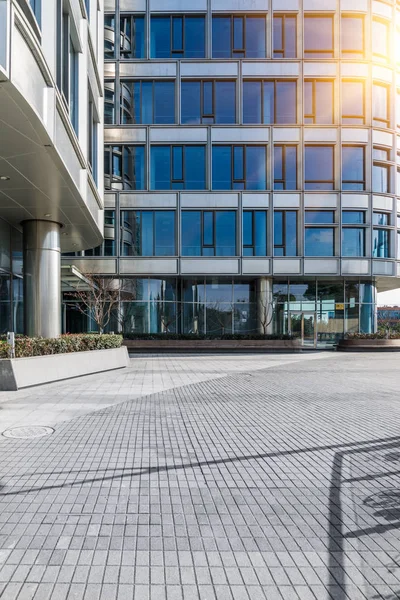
[0,352,400,600]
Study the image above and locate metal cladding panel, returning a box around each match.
[304,259,339,275]
[341,259,370,275]
[242,259,271,275]
[180,259,240,275]
[120,259,178,275]
[373,261,395,276]
[181,194,239,208]
[63,259,117,274]
[273,259,301,275]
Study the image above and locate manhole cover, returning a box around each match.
[2,426,54,439]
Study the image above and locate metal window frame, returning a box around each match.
[151,145,206,190]
[242,210,268,256]
[181,210,237,256]
[214,144,267,190]
[304,14,334,58]
[150,14,206,58]
[341,145,366,190]
[273,145,298,190]
[273,210,298,257]
[372,82,390,128]
[341,79,365,124]
[119,14,145,60]
[243,79,297,125]
[212,14,267,58]
[273,13,297,59]
[104,144,146,191]
[304,145,335,189]
[372,17,390,60]
[181,79,236,124]
[304,226,336,257]
[120,210,177,257]
[120,79,175,125]
[340,14,365,58]
[304,79,334,125]
[341,226,367,257]
[104,13,116,60]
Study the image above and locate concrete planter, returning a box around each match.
[0,347,130,391]
[338,339,400,352]
[124,339,301,353]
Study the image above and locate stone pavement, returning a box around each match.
[0,352,400,599]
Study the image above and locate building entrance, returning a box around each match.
[289,312,316,348]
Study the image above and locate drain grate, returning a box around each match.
[2,426,54,439]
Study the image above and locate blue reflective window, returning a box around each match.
[104,15,115,59]
[243,211,267,256]
[120,16,145,59]
[305,146,334,190]
[150,146,206,190]
[120,80,175,125]
[120,211,176,256]
[29,0,41,26]
[104,145,145,190]
[212,146,267,190]
[273,15,296,58]
[342,146,365,191]
[243,80,296,124]
[305,211,335,224]
[212,15,266,58]
[274,145,297,190]
[305,227,335,256]
[181,211,237,256]
[181,80,236,124]
[373,212,390,226]
[274,211,297,256]
[151,16,205,58]
[342,211,365,224]
[104,81,115,124]
[304,80,334,124]
[342,228,365,257]
[373,228,390,258]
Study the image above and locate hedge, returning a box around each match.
[0,334,123,359]
[346,332,400,340]
[123,333,293,341]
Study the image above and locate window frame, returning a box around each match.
[181,210,238,257]
[104,144,146,191]
[120,210,177,257]
[372,18,390,61]
[150,145,207,191]
[242,79,297,125]
[212,14,267,58]
[304,226,336,257]
[212,144,268,190]
[181,79,237,125]
[273,210,298,257]
[342,145,366,191]
[304,145,335,191]
[151,14,206,59]
[273,145,298,190]
[273,14,297,59]
[304,14,334,59]
[119,14,146,60]
[372,146,391,194]
[341,14,364,59]
[342,79,365,125]
[304,79,334,124]
[372,82,390,128]
[242,210,268,256]
[119,79,176,125]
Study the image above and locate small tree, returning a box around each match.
[257,288,275,335]
[66,274,121,334]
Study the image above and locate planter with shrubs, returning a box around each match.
[338,332,400,352]
[0,334,129,391]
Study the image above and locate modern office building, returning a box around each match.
[0,0,104,338]
[63,0,400,347]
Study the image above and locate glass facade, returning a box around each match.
[94,3,400,345]
[0,219,23,334]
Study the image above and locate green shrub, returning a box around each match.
[0,334,123,359]
[346,332,400,340]
[124,333,293,341]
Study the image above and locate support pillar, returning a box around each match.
[256,277,273,335]
[23,220,61,338]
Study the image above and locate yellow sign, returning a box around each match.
[335,303,345,311]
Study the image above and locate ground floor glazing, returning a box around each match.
[63,277,378,346]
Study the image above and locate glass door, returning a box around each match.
[289,312,316,347]
[302,313,316,347]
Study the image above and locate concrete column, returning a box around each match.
[23,220,61,338]
[256,277,273,335]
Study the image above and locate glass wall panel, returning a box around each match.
[104,15,115,59]
[341,16,364,58]
[304,16,334,58]
[120,16,145,59]
[0,274,10,334]
[372,229,390,258]
[305,146,334,190]
[342,146,365,190]
[342,81,365,124]
[212,16,266,58]
[273,15,296,58]
[151,16,205,58]
[305,228,335,256]
[342,228,365,257]
[104,145,145,190]
[151,146,205,190]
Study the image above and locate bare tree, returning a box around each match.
[207,300,232,336]
[66,274,121,334]
[257,287,275,335]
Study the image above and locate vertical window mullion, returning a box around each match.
[243,146,247,189]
